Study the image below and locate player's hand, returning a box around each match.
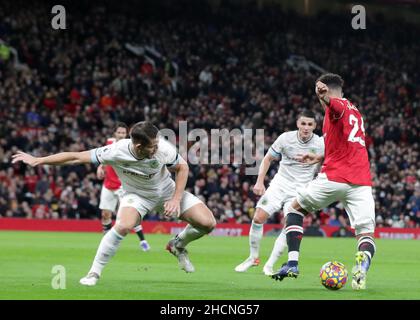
[97,165,105,180]
[11,151,40,167]
[252,182,266,196]
[295,152,321,164]
[315,81,329,98]
[164,198,181,218]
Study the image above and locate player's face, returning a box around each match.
[297,116,316,140]
[136,138,159,159]
[114,127,128,141]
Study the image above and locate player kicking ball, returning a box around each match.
[271,74,376,290]
[97,122,150,251]
[12,121,216,286]
[235,111,324,275]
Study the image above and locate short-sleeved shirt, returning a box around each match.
[321,97,372,186]
[90,138,180,197]
[269,130,325,196]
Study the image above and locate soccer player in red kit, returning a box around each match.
[271,74,376,290]
[98,122,150,251]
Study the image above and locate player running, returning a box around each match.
[12,121,216,286]
[97,122,150,251]
[271,73,376,290]
[235,111,324,275]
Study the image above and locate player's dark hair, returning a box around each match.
[298,110,316,120]
[130,121,159,146]
[316,73,344,90]
[113,122,128,133]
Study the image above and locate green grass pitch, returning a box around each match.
[1,230,420,300]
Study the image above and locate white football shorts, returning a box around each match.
[118,181,202,218]
[256,184,295,217]
[296,173,375,234]
[99,186,123,212]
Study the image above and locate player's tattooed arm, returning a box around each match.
[11,150,92,166]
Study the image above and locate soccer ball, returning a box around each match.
[320,261,348,290]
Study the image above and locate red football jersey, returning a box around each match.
[103,138,122,190]
[321,97,372,186]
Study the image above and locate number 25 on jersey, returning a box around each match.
[348,114,366,147]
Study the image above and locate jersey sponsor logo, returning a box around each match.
[120,161,135,166]
[122,170,157,180]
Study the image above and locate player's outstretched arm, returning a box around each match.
[11,150,92,167]
[165,157,189,217]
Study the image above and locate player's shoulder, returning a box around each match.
[339,98,359,112]
[113,138,130,148]
[155,138,177,162]
[94,138,131,163]
[312,133,325,147]
[158,137,176,150]
[312,132,323,141]
[106,138,131,155]
[271,131,295,148]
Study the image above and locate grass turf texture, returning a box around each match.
[1,231,420,300]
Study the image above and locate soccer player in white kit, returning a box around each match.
[97,122,150,251]
[12,121,216,286]
[235,111,324,275]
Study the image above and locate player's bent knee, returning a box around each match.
[102,210,112,220]
[114,222,134,236]
[202,216,216,233]
[253,209,269,224]
[181,203,216,233]
[286,203,306,217]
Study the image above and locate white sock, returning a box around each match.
[288,251,299,262]
[249,221,263,259]
[265,229,287,267]
[133,224,143,233]
[89,228,124,276]
[175,224,207,248]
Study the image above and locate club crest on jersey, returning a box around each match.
[150,160,159,168]
[261,197,268,205]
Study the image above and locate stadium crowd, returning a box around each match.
[0,1,419,228]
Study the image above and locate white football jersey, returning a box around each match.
[269,131,324,196]
[90,138,179,197]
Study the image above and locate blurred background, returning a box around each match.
[0,0,419,231]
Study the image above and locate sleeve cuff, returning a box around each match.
[166,154,179,167]
[90,149,100,165]
[269,147,281,158]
